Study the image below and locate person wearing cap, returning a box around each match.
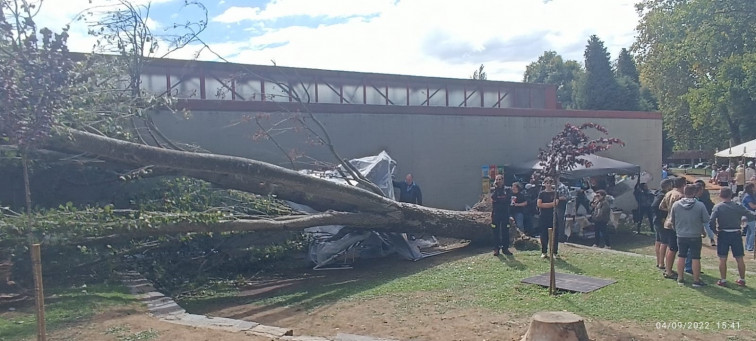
[709,187,752,287]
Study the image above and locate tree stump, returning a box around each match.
[522,311,589,341]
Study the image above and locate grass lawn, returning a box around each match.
[0,283,136,341]
[181,239,756,335]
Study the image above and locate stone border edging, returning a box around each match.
[117,271,398,341]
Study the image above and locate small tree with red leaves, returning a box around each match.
[533,122,624,295]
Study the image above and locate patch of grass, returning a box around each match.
[105,324,159,341]
[0,283,136,341]
[195,246,755,333]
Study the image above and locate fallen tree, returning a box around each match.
[43,128,493,241]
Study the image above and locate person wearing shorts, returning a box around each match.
[652,179,674,270]
[669,184,710,287]
[659,177,686,280]
[709,187,751,287]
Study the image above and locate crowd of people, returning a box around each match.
[489,174,613,258]
[655,174,753,288]
[488,166,754,289]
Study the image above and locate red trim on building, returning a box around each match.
[175,99,662,120]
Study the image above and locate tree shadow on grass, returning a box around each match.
[181,244,482,323]
[497,254,526,270]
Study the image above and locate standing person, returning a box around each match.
[653,179,674,271]
[742,183,756,253]
[634,182,655,233]
[509,182,528,235]
[490,175,512,256]
[393,173,422,205]
[524,181,540,236]
[735,162,746,195]
[709,187,750,287]
[537,177,559,258]
[590,189,611,248]
[669,184,710,287]
[746,162,756,184]
[659,176,686,280]
[694,180,716,246]
[716,166,731,188]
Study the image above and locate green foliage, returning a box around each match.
[0,283,135,340]
[523,51,584,109]
[0,1,75,148]
[573,35,622,110]
[615,48,639,82]
[634,0,756,149]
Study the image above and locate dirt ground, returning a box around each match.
[44,306,273,341]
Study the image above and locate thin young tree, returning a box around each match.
[532,123,624,294]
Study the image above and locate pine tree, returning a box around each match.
[573,35,621,110]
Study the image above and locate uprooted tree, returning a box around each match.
[0,0,626,250]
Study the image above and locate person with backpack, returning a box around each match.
[652,178,674,271]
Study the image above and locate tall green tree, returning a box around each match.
[615,48,639,82]
[573,35,621,110]
[523,51,584,109]
[634,0,756,149]
[613,48,641,111]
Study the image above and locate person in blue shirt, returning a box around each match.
[393,173,422,205]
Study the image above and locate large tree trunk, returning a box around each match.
[44,128,492,241]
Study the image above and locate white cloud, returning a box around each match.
[212,6,262,24]
[201,0,639,81]
[212,0,395,23]
[30,0,640,81]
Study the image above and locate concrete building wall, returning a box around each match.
[153,109,662,210]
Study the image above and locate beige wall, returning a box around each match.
[154,110,662,210]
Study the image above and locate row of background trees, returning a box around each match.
[509,0,756,154]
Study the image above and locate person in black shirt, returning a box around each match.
[634,182,655,234]
[509,182,528,235]
[537,177,559,258]
[490,175,513,256]
[393,173,422,205]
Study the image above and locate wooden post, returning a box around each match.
[548,227,556,295]
[31,244,46,341]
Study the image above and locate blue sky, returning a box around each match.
[36,0,639,81]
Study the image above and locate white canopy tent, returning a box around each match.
[714,139,756,158]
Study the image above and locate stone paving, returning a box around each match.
[118,271,398,341]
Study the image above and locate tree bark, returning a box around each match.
[44,128,493,240]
